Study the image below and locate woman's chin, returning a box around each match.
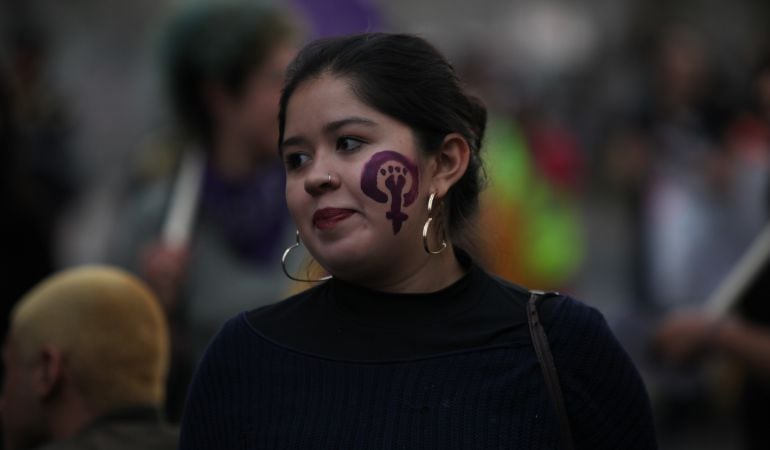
[317,252,371,280]
[307,227,417,283]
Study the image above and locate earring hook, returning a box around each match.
[281,230,333,282]
[422,193,447,255]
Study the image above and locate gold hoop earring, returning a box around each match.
[422,193,447,255]
[281,230,332,282]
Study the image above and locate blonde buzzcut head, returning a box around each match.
[9,266,170,413]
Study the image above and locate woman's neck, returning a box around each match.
[349,246,467,295]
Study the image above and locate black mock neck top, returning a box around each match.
[180,257,657,449]
[246,259,547,362]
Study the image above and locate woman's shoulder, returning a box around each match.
[538,292,608,340]
[245,281,329,330]
[483,270,594,316]
[483,272,656,447]
[481,269,611,343]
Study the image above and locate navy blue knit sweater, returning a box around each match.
[180,263,657,449]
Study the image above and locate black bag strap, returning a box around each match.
[527,291,574,450]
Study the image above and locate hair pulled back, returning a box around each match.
[278,33,487,251]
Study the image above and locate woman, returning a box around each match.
[180,33,657,449]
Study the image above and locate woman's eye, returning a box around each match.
[336,136,364,152]
[284,152,311,170]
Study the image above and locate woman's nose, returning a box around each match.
[304,171,340,196]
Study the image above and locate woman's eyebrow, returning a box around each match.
[281,117,377,153]
[279,135,309,153]
[323,116,377,134]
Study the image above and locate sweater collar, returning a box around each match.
[326,250,486,329]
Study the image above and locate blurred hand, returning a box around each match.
[140,242,190,312]
[653,310,722,364]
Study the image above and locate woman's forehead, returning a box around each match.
[289,74,360,109]
[285,76,385,133]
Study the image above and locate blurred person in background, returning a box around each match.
[600,23,746,312]
[654,262,770,450]
[107,3,300,422]
[641,24,744,312]
[594,22,769,448]
[0,265,176,450]
[722,53,770,229]
[654,51,770,450]
[0,24,76,354]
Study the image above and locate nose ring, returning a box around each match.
[327,173,332,184]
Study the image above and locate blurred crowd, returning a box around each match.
[1,0,769,449]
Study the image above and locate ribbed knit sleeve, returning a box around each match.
[179,316,246,450]
[545,296,658,449]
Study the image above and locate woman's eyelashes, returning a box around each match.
[336,136,365,153]
[284,152,312,170]
[284,136,366,170]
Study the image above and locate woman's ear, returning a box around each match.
[428,133,470,198]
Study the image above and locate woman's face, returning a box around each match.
[281,74,434,286]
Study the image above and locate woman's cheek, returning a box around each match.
[360,150,420,235]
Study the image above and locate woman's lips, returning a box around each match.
[313,208,355,230]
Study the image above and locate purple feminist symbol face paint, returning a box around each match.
[361,150,419,234]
